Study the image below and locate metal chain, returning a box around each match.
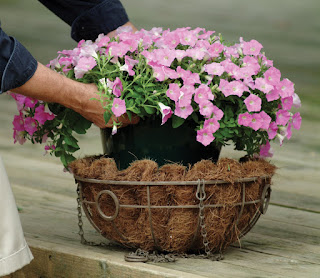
[125,249,177,263]
[196,180,224,261]
[76,185,111,247]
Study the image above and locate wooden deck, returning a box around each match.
[1,93,320,278]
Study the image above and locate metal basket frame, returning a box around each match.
[74,175,271,253]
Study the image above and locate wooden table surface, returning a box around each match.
[1,93,319,278]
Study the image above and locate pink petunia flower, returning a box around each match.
[199,101,215,118]
[264,67,281,86]
[152,65,166,81]
[158,102,173,125]
[194,84,214,105]
[211,105,224,121]
[111,98,126,117]
[12,113,25,131]
[218,79,229,95]
[166,83,181,102]
[254,78,274,94]
[123,39,139,53]
[277,78,295,98]
[175,50,187,62]
[204,63,225,76]
[292,112,302,130]
[44,144,56,155]
[208,42,224,57]
[238,112,252,127]
[178,30,198,47]
[96,35,110,48]
[204,118,220,133]
[259,141,273,158]
[266,88,280,102]
[281,97,293,110]
[196,127,215,146]
[120,56,139,76]
[176,67,201,86]
[276,109,291,126]
[244,94,262,112]
[223,80,249,97]
[109,42,131,57]
[162,32,180,49]
[24,98,38,109]
[177,85,194,107]
[34,105,55,125]
[13,130,26,145]
[74,56,97,79]
[186,48,206,61]
[286,123,292,140]
[11,93,26,111]
[24,117,38,136]
[162,67,179,79]
[154,48,176,67]
[220,59,240,77]
[292,93,301,108]
[242,56,261,75]
[112,124,118,135]
[259,111,272,130]
[112,77,123,97]
[267,122,278,139]
[242,39,263,56]
[174,104,193,119]
[247,113,263,131]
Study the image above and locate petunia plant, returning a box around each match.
[11,27,301,167]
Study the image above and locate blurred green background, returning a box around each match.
[1,0,319,122]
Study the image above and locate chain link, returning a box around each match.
[76,185,112,247]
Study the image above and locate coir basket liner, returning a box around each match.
[69,157,276,253]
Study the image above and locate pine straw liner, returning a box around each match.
[69,157,276,253]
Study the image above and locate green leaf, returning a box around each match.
[103,111,112,125]
[191,112,199,123]
[172,115,185,128]
[60,153,76,168]
[144,106,156,114]
[73,118,92,134]
[126,110,132,121]
[133,85,144,93]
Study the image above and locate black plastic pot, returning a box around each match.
[100,117,221,170]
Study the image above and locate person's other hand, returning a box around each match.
[107,22,138,38]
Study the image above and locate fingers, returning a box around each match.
[101,113,140,129]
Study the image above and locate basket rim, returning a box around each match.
[73,174,271,186]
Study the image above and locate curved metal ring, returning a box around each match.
[260,183,271,215]
[95,190,119,221]
[124,254,148,263]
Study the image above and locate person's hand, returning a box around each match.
[72,83,139,129]
[107,22,138,38]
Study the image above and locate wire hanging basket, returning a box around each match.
[74,174,272,254]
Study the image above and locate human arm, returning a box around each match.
[1,0,138,127]
[38,0,137,41]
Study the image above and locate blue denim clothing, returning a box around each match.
[0,0,129,94]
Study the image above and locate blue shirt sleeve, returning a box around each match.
[38,0,129,41]
[0,0,129,94]
[0,25,38,94]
